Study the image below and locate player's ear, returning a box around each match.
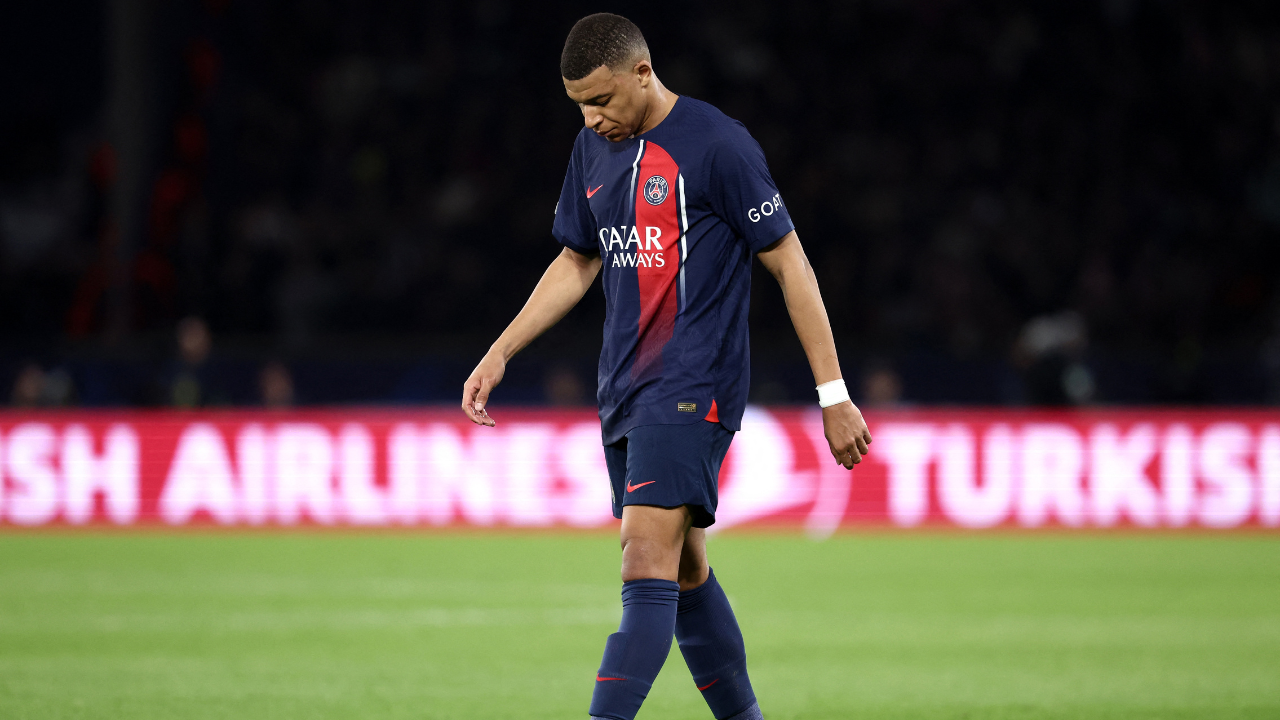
[633,59,653,88]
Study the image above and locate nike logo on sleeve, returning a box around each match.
[625,480,655,492]
[586,184,603,198]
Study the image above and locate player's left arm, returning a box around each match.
[756,230,872,469]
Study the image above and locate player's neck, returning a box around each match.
[634,78,678,137]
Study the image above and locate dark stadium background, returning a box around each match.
[2,0,1279,409]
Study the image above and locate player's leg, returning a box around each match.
[589,504,690,720]
[620,503,692,582]
[677,526,710,590]
[674,529,763,720]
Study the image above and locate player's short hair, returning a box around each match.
[560,13,650,81]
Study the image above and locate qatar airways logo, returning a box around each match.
[748,193,785,223]
[598,225,668,268]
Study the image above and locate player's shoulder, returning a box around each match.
[674,97,760,156]
[675,97,749,137]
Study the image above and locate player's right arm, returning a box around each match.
[461,246,601,426]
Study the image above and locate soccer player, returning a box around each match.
[461,13,872,720]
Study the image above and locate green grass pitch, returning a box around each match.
[1,531,1278,719]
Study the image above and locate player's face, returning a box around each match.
[563,62,651,142]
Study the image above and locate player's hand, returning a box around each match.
[462,351,506,427]
[823,401,871,469]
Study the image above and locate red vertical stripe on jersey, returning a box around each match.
[632,142,681,381]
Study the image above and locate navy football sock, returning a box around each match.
[675,569,759,719]
[588,578,680,720]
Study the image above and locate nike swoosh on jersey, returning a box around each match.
[626,480,656,492]
[697,679,719,691]
[586,184,603,198]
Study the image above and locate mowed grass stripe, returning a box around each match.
[0,533,1277,719]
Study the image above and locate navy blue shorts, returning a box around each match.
[603,421,735,528]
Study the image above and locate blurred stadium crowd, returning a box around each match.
[1,0,1279,407]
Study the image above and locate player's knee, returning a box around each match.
[620,536,662,567]
[620,536,679,582]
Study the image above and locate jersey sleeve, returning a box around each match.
[707,132,795,253]
[551,133,598,255]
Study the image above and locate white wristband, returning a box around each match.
[816,379,850,408]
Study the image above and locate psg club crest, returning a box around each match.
[643,175,669,205]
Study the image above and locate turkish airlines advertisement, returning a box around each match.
[0,408,1277,532]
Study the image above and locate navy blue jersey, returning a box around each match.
[552,97,794,444]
